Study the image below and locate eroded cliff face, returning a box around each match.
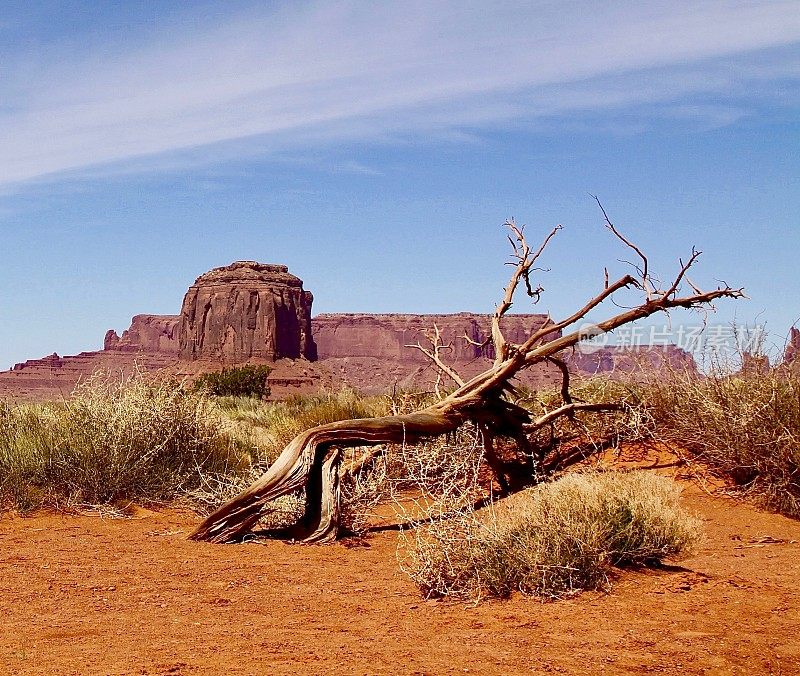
[104,314,180,354]
[311,312,564,391]
[178,261,316,362]
[312,312,555,363]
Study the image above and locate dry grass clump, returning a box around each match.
[400,471,700,601]
[219,388,389,459]
[646,366,800,516]
[0,372,253,511]
[217,389,395,533]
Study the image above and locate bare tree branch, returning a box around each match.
[544,355,573,407]
[342,446,386,478]
[522,274,640,351]
[463,331,491,350]
[524,402,623,432]
[406,323,465,387]
[592,195,655,298]
[491,220,561,366]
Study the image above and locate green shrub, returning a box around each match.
[400,470,700,600]
[194,365,272,399]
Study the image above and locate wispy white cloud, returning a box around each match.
[1,0,798,186]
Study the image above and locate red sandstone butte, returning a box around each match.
[179,262,316,363]
[0,261,320,402]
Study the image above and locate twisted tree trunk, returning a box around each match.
[190,409,467,543]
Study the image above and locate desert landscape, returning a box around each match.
[2,225,799,674]
[2,2,799,675]
[2,462,799,675]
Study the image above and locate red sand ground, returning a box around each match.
[1,473,799,675]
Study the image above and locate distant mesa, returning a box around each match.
[0,259,700,401]
[566,344,696,375]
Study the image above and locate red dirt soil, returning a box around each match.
[2,471,799,675]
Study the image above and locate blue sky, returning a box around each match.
[0,0,798,369]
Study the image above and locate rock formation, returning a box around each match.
[104,314,180,354]
[178,262,316,363]
[312,312,555,363]
[0,350,178,401]
[784,327,800,367]
[312,312,563,391]
[0,258,705,402]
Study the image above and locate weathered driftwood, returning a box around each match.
[190,213,742,544]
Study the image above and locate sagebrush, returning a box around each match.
[646,364,800,516]
[400,470,700,600]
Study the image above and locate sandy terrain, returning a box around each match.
[1,477,799,675]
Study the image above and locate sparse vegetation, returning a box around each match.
[219,388,390,458]
[194,364,272,399]
[400,471,701,600]
[0,374,718,605]
[0,372,255,511]
[646,365,800,517]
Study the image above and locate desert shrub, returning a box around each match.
[400,470,700,600]
[0,372,254,510]
[194,364,272,399]
[645,366,800,516]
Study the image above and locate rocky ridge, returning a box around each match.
[104,315,180,354]
[1,260,701,401]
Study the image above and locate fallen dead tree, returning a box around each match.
[191,206,742,544]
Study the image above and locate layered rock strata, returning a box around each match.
[104,314,180,354]
[312,312,555,363]
[178,262,316,363]
[312,312,563,392]
[0,259,704,402]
